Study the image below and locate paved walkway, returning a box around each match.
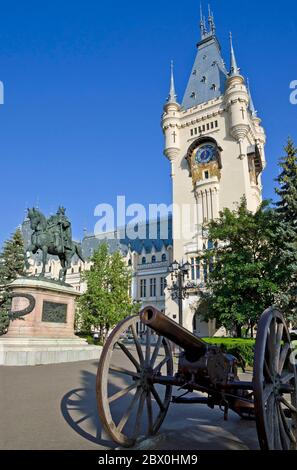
[0,360,259,450]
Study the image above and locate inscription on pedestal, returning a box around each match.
[42,301,68,323]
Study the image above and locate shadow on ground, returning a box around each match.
[60,366,258,451]
[60,367,116,449]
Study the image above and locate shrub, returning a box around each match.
[203,337,256,368]
[75,331,103,346]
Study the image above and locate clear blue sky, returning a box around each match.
[0,0,296,245]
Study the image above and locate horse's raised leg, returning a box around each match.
[24,244,37,269]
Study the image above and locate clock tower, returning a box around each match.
[161,8,266,334]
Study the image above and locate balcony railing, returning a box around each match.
[137,261,169,270]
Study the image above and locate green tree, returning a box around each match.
[0,228,25,335]
[77,242,139,343]
[274,138,297,323]
[200,198,280,337]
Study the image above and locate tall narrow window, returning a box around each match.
[150,278,156,297]
[190,257,200,280]
[160,277,167,296]
[140,279,147,298]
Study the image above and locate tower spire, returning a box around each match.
[200,3,207,39]
[200,3,216,39]
[200,3,204,38]
[167,60,177,104]
[208,4,216,35]
[247,78,257,117]
[229,32,240,77]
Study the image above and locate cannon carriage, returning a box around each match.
[96,306,297,450]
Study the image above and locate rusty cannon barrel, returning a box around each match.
[140,306,207,360]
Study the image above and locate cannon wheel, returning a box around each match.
[253,307,297,450]
[96,315,173,447]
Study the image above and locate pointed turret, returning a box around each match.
[247,78,257,118]
[229,32,240,77]
[167,60,177,104]
[162,62,181,170]
[225,34,249,157]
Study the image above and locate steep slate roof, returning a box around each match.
[182,35,228,110]
[119,217,173,255]
[81,235,122,259]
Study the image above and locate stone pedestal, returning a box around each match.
[0,277,102,366]
[6,277,79,339]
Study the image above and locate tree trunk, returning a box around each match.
[235,324,242,338]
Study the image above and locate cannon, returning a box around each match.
[96,306,297,450]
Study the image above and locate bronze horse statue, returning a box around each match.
[26,207,85,282]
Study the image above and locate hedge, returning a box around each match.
[203,337,256,368]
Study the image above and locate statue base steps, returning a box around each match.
[0,337,102,366]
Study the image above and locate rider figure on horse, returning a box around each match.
[55,206,72,252]
[47,206,72,252]
[26,206,84,282]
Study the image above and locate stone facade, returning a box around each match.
[161,12,266,334]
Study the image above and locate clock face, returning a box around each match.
[195,144,216,164]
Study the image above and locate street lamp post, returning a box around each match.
[168,260,195,327]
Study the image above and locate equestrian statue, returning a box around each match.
[26,206,85,283]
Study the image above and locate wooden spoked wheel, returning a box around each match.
[96,315,173,447]
[253,308,297,450]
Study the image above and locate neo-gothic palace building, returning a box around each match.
[23,9,266,336]
[162,8,266,335]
